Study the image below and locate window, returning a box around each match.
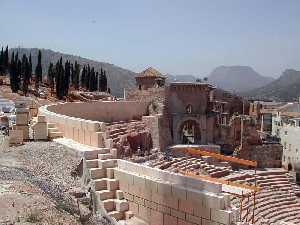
[186,104,193,114]
[285,131,288,135]
[284,142,287,150]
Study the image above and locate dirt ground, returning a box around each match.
[0,141,83,225]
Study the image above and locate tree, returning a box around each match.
[0,47,4,74]
[64,60,70,96]
[48,63,55,95]
[203,77,208,82]
[4,46,9,71]
[35,50,42,92]
[28,53,32,81]
[21,54,30,96]
[73,61,80,90]
[99,68,107,92]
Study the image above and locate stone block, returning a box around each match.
[202,194,225,210]
[16,113,29,125]
[116,190,124,200]
[133,196,145,206]
[201,219,219,225]
[84,130,91,145]
[129,201,139,215]
[145,200,157,210]
[91,132,104,148]
[107,179,119,191]
[172,185,187,200]
[115,199,129,212]
[145,177,158,193]
[164,214,178,225]
[106,168,114,179]
[157,204,171,214]
[179,199,193,214]
[14,125,29,140]
[37,115,46,123]
[186,214,201,225]
[79,129,85,144]
[194,205,211,220]
[211,209,232,225]
[124,192,134,201]
[178,219,196,225]
[73,128,79,142]
[157,181,172,196]
[187,189,203,205]
[150,209,163,225]
[171,208,186,220]
[9,130,23,145]
[138,205,151,222]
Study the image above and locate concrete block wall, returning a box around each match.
[115,160,238,225]
[39,105,106,147]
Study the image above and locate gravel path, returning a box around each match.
[0,141,83,225]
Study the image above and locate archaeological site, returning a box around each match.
[2,66,300,225]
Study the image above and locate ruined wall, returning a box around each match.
[126,87,165,103]
[115,160,238,225]
[47,101,149,123]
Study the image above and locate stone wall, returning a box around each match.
[47,101,149,123]
[115,160,239,225]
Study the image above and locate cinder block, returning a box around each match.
[211,209,231,225]
[150,209,163,225]
[187,190,203,205]
[37,115,46,122]
[186,214,201,225]
[179,199,193,214]
[202,194,225,210]
[14,125,29,140]
[171,208,186,220]
[16,113,29,124]
[133,175,146,189]
[157,204,171,214]
[98,159,117,169]
[73,128,79,142]
[164,214,178,225]
[124,192,134,201]
[79,129,85,144]
[145,177,158,193]
[138,205,151,222]
[129,201,139,215]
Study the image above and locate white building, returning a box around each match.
[272,102,300,171]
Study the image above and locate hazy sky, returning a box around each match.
[1,0,300,77]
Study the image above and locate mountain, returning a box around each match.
[208,66,274,92]
[9,48,137,97]
[243,69,300,101]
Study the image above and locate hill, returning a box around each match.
[208,66,274,92]
[243,69,300,101]
[166,74,198,83]
[9,48,137,97]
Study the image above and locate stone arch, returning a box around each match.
[176,118,201,144]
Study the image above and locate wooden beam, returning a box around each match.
[177,147,257,167]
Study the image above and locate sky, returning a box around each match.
[1,0,300,78]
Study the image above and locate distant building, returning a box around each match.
[272,102,300,171]
[135,67,166,90]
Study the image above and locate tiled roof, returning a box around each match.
[136,67,166,78]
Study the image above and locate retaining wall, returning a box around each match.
[39,101,149,147]
[115,160,239,225]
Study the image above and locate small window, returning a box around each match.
[186,104,193,114]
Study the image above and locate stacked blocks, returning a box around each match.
[31,115,48,140]
[14,102,30,140]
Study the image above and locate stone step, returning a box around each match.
[98,159,117,169]
[47,123,56,128]
[107,179,119,191]
[107,211,124,221]
[97,190,115,201]
[49,131,63,138]
[98,153,114,160]
[94,178,107,191]
[86,159,99,168]
[101,199,115,212]
[48,127,59,132]
[115,199,129,212]
[89,168,106,179]
[84,148,110,160]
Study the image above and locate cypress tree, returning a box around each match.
[64,60,70,96]
[0,47,4,74]
[99,68,108,92]
[35,50,42,92]
[81,65,86,89]
[74,61,80,90]
[28,53,32,81]
[4,46,9,71]
[48,63,54,95]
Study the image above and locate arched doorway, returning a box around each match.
[179,120,201,144]
[288,163,293,171]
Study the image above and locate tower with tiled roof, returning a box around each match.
[135,67,166,90]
